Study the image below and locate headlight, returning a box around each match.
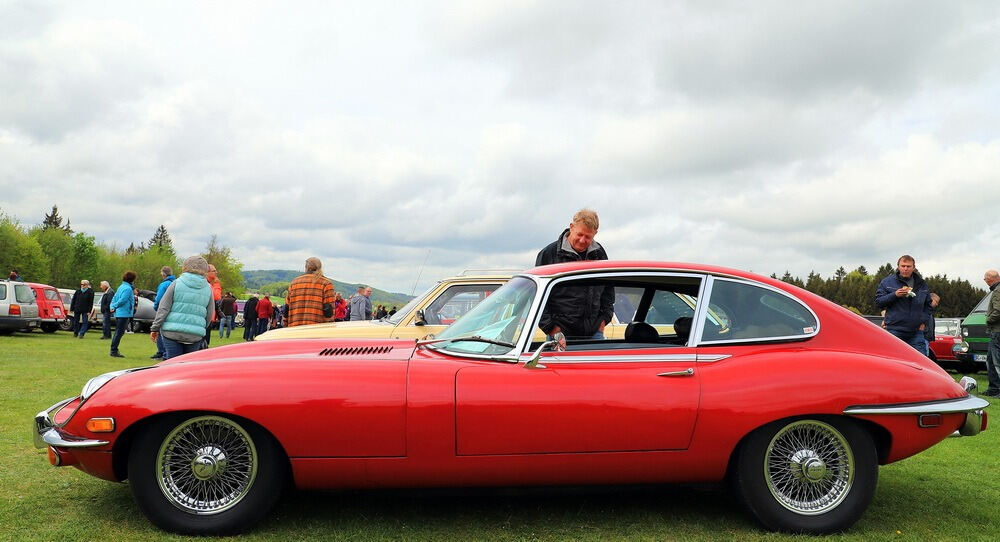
[963,328,969,337]
[81,369,131,400]
[955,341,970,354]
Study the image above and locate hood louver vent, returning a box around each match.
[319,345,394,356]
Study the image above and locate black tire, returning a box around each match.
[733,416,878,534]
[58,319,73,331]
[127,414,286,535]
[41,323,58,333]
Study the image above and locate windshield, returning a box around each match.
[971,291,992,313]
[432,276,536,356]
[387,283,436,324]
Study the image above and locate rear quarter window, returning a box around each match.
[15,284,35,303]
[44,289,60,301]
[702,279,817,343]
[0,284,6,299]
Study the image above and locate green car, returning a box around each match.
[957,291,991,372]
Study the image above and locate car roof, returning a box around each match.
[25,282,58,290]
[524,260,760,281]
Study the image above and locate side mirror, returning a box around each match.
[414,310,426,326]
[525,332,565,370]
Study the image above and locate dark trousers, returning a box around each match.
[987,332,1000,393]
[74,312,90,337]
[102,312,112,338]
[110,317,128,354]
[244,318,257,340]
[256,318,269,337]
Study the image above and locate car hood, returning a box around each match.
[158,337,418,365]
[255,319,396,341]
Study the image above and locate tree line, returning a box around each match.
[1,205,245,295]
[771,264,985,318]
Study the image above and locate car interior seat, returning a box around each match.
[672,316,693,344]
[624,321,658,343]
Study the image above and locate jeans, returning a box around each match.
[102,312,112,338]
[219,314,232,338]
[256,318,269,337]
[153,333,165,358]
[162,336,204,360]
[74,312,89,337]
[986,332,1000,393]
[889,329,927,355]
[110,317,128,354]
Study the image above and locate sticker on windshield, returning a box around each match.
[803,326,815,333]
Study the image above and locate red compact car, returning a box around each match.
[26,282,67,333]
[34,261,989,535]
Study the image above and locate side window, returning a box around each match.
[15,285,35,303]
[422,284,497,325]
[0,284,6,299]
[45,289,60,301]
[701,280,817,343]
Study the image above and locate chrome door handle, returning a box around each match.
[657,368,694,377]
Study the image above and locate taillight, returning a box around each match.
[9,304,20,316]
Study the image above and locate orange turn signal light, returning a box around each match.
[86,418,115,433]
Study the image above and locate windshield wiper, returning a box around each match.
[417,335,515,349]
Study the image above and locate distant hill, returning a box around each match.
[242,270,413,308]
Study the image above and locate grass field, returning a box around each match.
[2,330,998,541]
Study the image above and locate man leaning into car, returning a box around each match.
[535,208,615,343]
[983,269,1000,397]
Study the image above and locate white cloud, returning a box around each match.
[2,2,1000,293]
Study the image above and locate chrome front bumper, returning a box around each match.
[33,398,108,449]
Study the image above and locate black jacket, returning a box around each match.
[71,288,95,313]
[874,271,931,334]
[535,228,615,337]
[244,297,259,321]
[100,288,114,313]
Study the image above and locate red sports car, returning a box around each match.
[34,261,988,535]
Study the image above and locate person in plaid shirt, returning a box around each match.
[286,257,336,327]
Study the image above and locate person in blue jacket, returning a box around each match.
[874,255,933,354]
[109,270,137,358]
[150,266,176,360]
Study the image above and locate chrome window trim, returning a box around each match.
[521,271,708,355]
[518,353,699,364]
[513,353,733,364]
[843,395,989,415]
[694,276,820,346]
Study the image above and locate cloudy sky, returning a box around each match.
[2,1,999,294]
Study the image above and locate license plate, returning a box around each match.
[54,308,62,315]
[974,354,987,362]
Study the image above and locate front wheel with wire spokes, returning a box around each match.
[733,417,877,534]
[128,414,286,535]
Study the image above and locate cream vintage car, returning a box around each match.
[256,270,519,341]
[256,269,705,342]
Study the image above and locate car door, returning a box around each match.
[454,275,706,456]
[454,350,700,455]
